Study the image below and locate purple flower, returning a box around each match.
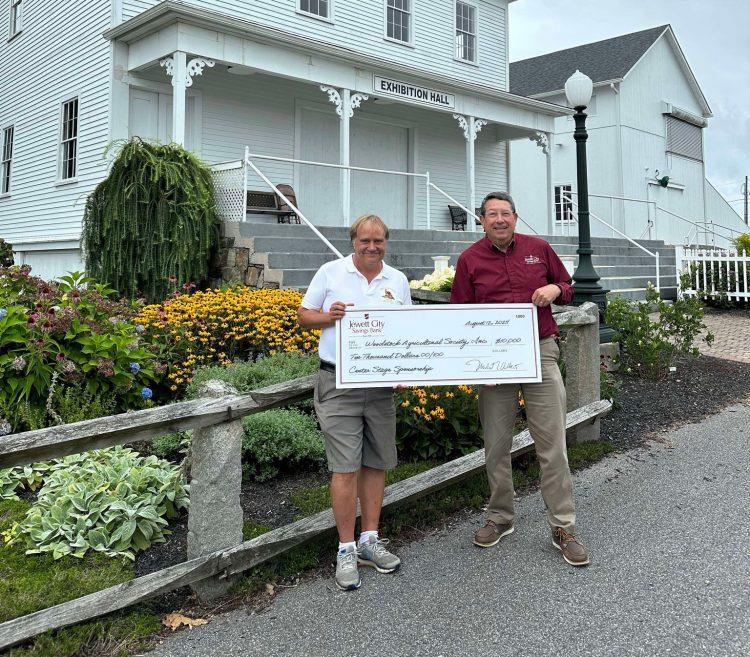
[0,308,7,320]
[10,356,26,372]
[130,362,141,374]
[135,324,145,334]
[141,387,153,400]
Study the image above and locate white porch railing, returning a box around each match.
[562,192,661,292]
[676,247,750,302]
[210,151,538,259]
[562,191,743,248]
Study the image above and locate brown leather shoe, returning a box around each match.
[552,527,590,566]
[473,520,514,547]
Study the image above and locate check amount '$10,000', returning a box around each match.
[334,303,542,389]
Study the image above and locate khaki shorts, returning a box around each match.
[314,369,398,473]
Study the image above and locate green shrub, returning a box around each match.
[0,238,12,267]
[81,138,220,302]
[186,351,319,398]
[599,367,621,408]
[241,409,325,482]
[732,233,750,255]
[148,431,190,461]
[3,447,189,560]
[605,283,713,379]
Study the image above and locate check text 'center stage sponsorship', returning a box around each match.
[335,304,541,388]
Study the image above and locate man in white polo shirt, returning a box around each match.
[298,214,412,591]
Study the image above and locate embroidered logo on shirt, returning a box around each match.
[382,288,396,301]
[524,255,541,264]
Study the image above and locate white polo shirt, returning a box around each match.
[301,254,412,364]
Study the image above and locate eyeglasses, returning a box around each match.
[483,211,515,220]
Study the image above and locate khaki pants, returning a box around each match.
[479,337,576,531]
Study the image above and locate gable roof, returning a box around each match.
[509,25,668,98]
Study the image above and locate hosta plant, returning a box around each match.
[2,447,189,561]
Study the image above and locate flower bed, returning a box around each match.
[0,268,158,433]
[135,287,320,393]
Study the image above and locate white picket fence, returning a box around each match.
[676,247,750,301]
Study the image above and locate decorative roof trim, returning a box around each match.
[103,0,570,117]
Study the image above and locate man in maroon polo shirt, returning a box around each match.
[451,191,589,567]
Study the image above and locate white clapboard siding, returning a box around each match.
[0,0,112,245]
[678,247,750,302]
[120,0,508,92]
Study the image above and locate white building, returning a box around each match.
[509,25,746,247]
[0,0,570,280]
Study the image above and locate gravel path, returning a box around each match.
[147,399,750,657]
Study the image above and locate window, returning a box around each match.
[59,97,78,181]
[299,0,329,19]
[386,0,411,43]
[1,126,12,195]
[9,0,22,37]
[555,185,574,223]
[666,115,703,161]
[455,1,476,62]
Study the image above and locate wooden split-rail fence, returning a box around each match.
[0,302,610,650]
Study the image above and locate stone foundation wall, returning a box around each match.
[210,227,280,289]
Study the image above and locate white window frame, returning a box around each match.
[384,0,413,47]
[297,0,333,23]
[1,125,12,196]
[554,184,575,224]
[8,0,22,39]
[58,97,79,184]
[454,0,478,64]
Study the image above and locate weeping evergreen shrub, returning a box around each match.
[82,138,220,302]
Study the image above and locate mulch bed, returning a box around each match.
[601,354,750,450]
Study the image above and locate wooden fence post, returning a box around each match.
[187,380,244,600]
[560,302,601,443]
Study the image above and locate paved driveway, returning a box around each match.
[148,400,750,657]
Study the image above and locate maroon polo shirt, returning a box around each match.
[450,233,573,339]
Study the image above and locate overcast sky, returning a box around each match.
[509,0,749,212]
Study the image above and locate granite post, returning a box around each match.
[187,380,244,600]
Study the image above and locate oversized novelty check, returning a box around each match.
[335,303,541,388]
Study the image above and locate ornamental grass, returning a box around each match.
[135,287,320,392]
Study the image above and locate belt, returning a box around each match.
[319,360,336,373]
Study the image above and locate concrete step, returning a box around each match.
[249,235,672,259]
[238,221,668,250]
[265,251,676,274]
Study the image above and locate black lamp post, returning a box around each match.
[564,70,615,342]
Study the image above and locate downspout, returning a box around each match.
[611,82,624,233]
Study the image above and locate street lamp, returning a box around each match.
[564,70,615,341]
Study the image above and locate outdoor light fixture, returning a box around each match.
[226,65,254,75]
[564,70,614,342]
[564,69,594,109]
[655,169,671,188]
